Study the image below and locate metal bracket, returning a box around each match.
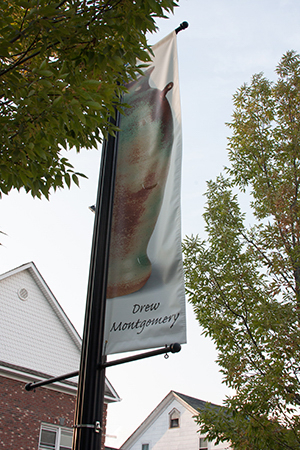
[74,422,102,433]
[175,21,189,34]
[25,344,181,392]
[99,343,181,369]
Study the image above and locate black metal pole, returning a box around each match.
[72,23,188,450]
[72,113,120,450]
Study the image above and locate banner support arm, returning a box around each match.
[25,370,79,391]
[100,343,181,369]
[24,343,181,391]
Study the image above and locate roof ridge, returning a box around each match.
[173,391,220,410]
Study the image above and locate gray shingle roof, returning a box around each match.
[174,391,219,412]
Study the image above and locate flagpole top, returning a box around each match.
[175,21,189,34]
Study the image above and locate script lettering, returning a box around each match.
[132,302,160,314]
[109,312,180,335]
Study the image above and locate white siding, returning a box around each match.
[0,269,80,377]
[126,398,230,450]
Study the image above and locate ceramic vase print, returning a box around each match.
[106,67,174,299]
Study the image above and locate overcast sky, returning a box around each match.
[1,0,300,447]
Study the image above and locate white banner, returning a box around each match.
[104,31,186,355]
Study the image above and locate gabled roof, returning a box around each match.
[0,261,81,347]
[0,262,120,402]
[120,390,219,449]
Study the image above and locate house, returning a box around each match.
[120,391,232,450]
[0,261,120,450]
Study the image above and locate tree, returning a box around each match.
[1,0,178,198]
[182,51,300,449]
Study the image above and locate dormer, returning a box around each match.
[169,407,180,428]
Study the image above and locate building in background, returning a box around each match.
[120,391,232,450]
[0,262,120,449]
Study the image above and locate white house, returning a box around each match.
[120,391,232,450]
[0,261,120,450]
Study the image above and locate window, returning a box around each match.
[141,444,149,450]
[169,407,180,428]
[39,428,56,449]
[60,429,73,450]
[199,437,208,450]
[170,418,179,428]
[39,424,73,450]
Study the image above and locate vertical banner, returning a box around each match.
[104,31,186,354]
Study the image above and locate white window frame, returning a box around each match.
[38,423,73,450]
[199,437,208,450]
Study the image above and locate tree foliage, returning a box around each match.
[183,51,300,449]
[0,0,178,198]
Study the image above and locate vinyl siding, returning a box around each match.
[0,269,80,377]
[123,397,231,450]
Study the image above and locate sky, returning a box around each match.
[1,0,300,447]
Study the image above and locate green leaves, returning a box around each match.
[0,0,178,198]
[183,51,300,449]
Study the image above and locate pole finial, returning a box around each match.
[175,21,189,34]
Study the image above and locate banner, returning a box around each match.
[104,31,186,354]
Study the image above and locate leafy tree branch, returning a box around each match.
[0,0,178,198]
[183,51,300,449]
